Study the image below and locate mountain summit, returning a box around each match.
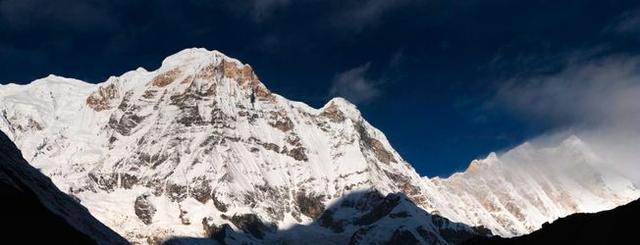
[1,48,637,243]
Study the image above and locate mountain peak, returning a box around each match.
[159,48,242,70]
[84,48,271,111]
[560,134,587,149]
[321,97,360,121]
[156,48,263,91]
[465,152,499,173]
[32,74,89,87]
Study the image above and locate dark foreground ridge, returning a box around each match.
[0,130,128,244]
[465,198,640,245]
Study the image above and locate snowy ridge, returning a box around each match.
[426,136,640,237]
[1,48,638,242]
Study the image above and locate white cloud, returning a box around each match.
[329,63,381,104]
[497,55,640,130]
[496,54,640,182]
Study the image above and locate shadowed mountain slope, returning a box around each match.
[163,191,491,245]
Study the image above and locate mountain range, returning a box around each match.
[0,48,637,244]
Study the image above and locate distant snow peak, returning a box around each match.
[430,135,639,237]
[559,134,591,152]
[465,152,499,173]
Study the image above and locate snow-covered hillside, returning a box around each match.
[0,48,637,243]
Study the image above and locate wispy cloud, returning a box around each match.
[329,63,382,104]
[239,0,414,30]
[332,0,413,32]
[389,48,405,67]
[604,9,640,35]
[248,0,292,21]
[495,53,640,181]
[0,0,116,32]
[497,54,640,130]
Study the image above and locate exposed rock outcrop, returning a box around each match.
[230,213,275,239]
[134,193,156,225]
[87,83,120,111]
[295,191,326,218]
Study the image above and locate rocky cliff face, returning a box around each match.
[0,48,637,243]
[0,130,128,244]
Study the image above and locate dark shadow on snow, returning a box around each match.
[164,190,492,245]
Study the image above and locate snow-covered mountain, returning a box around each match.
[0,48,637,243]
[427,136,640,237]
[0,48,483,244]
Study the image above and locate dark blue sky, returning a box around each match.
[1,0,639,177]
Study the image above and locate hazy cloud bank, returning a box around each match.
[495,53,640,182]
